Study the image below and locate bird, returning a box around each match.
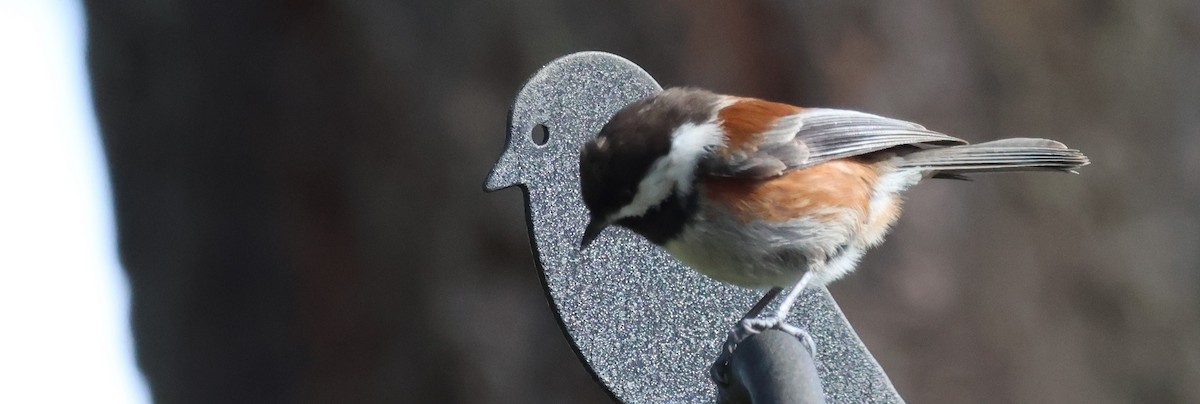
[576,87,1089,381]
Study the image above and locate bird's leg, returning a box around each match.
[768,270,815,324]
[735,270,815,334]
[753,271,817,355]
[723,286,790,350]
[710,271,819,384]
[711,287,782,384]
[740,287,783,321]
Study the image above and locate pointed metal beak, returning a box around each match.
[580,218,609,249]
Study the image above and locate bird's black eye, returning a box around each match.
[530,124,549,146]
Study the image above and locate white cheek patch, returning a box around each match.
[611,120,725,221]
[666,121,725,195]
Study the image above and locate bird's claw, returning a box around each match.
[709,316,816,385]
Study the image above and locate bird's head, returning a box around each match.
[579,88,723,248]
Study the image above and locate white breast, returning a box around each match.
[664,202,864,289]
[662,165,924,289]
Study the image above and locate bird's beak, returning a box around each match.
[580,219,609,249]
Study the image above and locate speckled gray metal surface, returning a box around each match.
[485,51,903,403]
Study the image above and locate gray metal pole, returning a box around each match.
[717,330,826,404]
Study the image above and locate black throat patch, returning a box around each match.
[614,190,698,245]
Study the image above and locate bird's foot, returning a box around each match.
[709,316,817,385]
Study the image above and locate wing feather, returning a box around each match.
[704,106,966,178]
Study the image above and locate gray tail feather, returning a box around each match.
[898,137,1090,176]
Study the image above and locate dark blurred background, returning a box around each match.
[83,1,1200,403]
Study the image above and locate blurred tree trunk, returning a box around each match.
[85,1,515,402]
[85,0,1200,403]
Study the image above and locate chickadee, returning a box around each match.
[577,87,1088,380]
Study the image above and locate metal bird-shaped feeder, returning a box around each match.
[484,51,902,403]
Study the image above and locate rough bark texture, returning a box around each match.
[85,1,1200,403]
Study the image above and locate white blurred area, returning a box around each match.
[0,0,150,402]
